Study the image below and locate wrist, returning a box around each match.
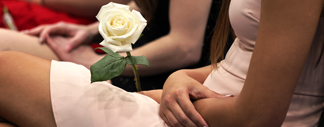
[87,22,100,36]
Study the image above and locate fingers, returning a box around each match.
[65,31,86,52]
[22,25,45,36]
[177,97,208,127]
[38,23,68,44]
[22,22,70,44]
[159,112,171,126]
[45,34,65,58]
[160,93,201,127]
[189,85,233,100]
[160,85,233,127]
[163,109,186,127]
[21,25,46,44]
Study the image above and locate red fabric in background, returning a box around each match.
[0,0,95,31]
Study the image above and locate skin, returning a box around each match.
[1,0,322,127]
[0,0,212,77]
[0,52,56,127]
[159,0,324,126]
[0,51,225,127]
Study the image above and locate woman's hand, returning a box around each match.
[23,22,95,52]
[159,69,232,127]
[45,34,103,69]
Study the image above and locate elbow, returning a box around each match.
[178,41,203,66]
[185,52,201,65]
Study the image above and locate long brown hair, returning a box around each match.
[210,0,234,68]
[134,0,158,22]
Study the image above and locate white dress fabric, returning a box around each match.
[50,0,324,126]
[50,61,166,127]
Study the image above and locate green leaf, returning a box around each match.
[95,47,124,59]
[138,34,144,40]
[125,56,150,67]
[90,55,127,83]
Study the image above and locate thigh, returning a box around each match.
[0,51,56,127]
[0,29,59,60]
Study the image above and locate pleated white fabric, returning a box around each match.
[50,60,167,127]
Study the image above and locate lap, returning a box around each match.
[0,51,56,127]
[50,60,165,127]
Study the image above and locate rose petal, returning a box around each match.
[96,2,129,21]
[96,2,147,52]
[100,40,133,52]
[98,22,122,46]
[110,24,137,41]
[125,10,147,44]
[107,13,129,36]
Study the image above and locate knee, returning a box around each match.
[0,29,13,51]
[0,28,12,40]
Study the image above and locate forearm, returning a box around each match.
[193,97,284,127]
[193,97,247,127]
[180,65,213,84]
[127,1,140,12]
[36,0,131,18]
[86,22,100,36]
[121,35,203,76]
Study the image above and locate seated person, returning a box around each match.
[0,0,231,91]
[0,0,323,126]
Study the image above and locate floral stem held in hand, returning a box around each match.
[90,2,149,92]
[127,52,142,92]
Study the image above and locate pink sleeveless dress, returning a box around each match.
[50,0,324,126]
[203,0,324,126]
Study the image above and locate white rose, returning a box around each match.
[96,2,147,52]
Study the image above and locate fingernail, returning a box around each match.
[66,44,71,51]
[39,37,43,44]
[225,94,234,97]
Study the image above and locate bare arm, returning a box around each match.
[193,0,323,126]
[159,65,234,127]
[28,0,131,18]
[140,65,214,104]
[120,0,212,76]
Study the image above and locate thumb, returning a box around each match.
[189,85,233,100]
[66,33,85,52]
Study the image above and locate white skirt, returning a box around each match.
[50,60,167,127]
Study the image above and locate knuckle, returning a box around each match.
[174,89,186,96]
[185,110,195,117]
[179,116,189,125]
[171,122,182,127]
[164,97,172,105]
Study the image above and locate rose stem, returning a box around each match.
[126,52,142,92]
